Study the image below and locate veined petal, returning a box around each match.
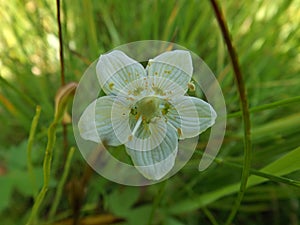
[126,117,167,151]
[126,123,178,180]
[146,50,193,93]
[108,95,134,145]
[78,96,131,145]
[147,76,186,98]
[96,50,146,95]
[167,96,217,139]
[78,100,100,143]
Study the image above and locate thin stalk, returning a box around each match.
[56,0,68,154]
[26,119,59,225]
[209,0,252,224]
[27,105,42,198]
[203,207,219,225]
[26,82,76,225]
[49,147,75,218]
[56,0,65,86]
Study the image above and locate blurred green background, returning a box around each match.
[0,0,300,224]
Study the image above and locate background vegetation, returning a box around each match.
[0,0,300,224]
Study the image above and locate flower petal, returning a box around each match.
[146,50,193,93]
[167,96,217,139]
[78,96,132,145]
[126,122,178,180]
[111,96,137,144]
[96,50,146,95]
[78,100,100,143]
[126,116,168,151]
[147,76,186,98]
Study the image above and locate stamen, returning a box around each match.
[128,116,143,141]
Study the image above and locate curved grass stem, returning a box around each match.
[26,83,77,225]
[209,0,252,224]
[49,147,75,218]
[27,105,42,198]
[26,120,58,225]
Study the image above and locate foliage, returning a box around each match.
[0,0,300,224]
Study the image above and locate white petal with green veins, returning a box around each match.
[167,96,217,139]
[78,96,131,146]
[191,97,217,132]
[78,100,100,143]
[147,50,193,93]
[94,96,129,146]
[110,96,134,144]
[147,76,187,98]
[126,116,167,151]
[126,122,178,180]
[96,50,146,95]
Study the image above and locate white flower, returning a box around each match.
[78,50,217,180]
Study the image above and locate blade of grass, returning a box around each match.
[83,0,99,57]
[228,96,300,118]
[99,5,120,47]
[169,146,300,214]
[0,76,36,107]
[203,207,219,225]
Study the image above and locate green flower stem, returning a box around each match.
[27,105,42,197]
[203,207,219,225]
[209,0,252,224]
[49,147,75,218]
[26,120,58,225]
[26,83,77,225]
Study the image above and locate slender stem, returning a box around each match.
[56,0,69,155]
[49,147,75,218]
[203,207,219,225]
[27,105,42,198]
[26,120,58,225]
[209,0,252,224]
[26,82,76,225]
[56,0,64,86]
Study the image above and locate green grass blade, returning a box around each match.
[169,146,300,214]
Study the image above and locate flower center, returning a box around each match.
[135,96,161,121]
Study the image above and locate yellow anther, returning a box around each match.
[177,128,182,137]
[109,82,114,90]
[188,82,195,92]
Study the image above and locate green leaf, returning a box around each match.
[9,168,43,197]
[0,176,13,212]
[126,205,152,225]
[106,187,140,216]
